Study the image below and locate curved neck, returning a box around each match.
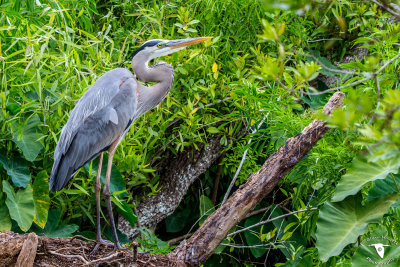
[131,55,174,114]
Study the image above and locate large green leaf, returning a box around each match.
[368,174,400,205]
[332,157,400,202]
[33,171,50,228]
[244,213,269,258]
[316,193,400,262]
[33,209,78,238]
[12,114,44,162]
[0,155,31,188]
[0,203,12,232]
[3,180,35,231]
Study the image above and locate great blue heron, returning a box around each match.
[49,37,211,252]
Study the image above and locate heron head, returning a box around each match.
[131,37,212,62]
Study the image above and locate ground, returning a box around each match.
[0,232,183,267]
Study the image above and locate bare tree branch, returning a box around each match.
[222,113,269,204]
[305,52,400,95]
[371,0,400,17]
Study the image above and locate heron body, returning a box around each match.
[50,68,138,191]
[49,37,211,252]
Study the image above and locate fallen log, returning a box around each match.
[169,92,345,266]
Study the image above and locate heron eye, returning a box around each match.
[157,44,162,48]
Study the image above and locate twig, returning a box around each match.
[227,208,317,237]
[88,252,121,265]
[375,75,381,110]
[222,113,269,204]
[307,38,343,43]
[301,53,361,75]
[304,76,371,95]
[265,217,284,264]
[167,232,194,245]
[201,97,230,109]
[220,242,285,249]
[305,51,400,95]
[302,52,400,96]
[49,250,123,265]
[244,198,291,219]
[371,0,400,17]
[49,251,89,265]
[72,235,95,243]
[276,78,289,91]
[244,205,272,219]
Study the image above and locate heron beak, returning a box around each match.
[168,37,212,49]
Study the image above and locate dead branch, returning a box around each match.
[169,92,345,266]
[15,233,38,267]
[305,52,400,95]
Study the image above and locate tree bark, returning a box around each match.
[169,92,345,266]
[119,134,224,238]
[15,233,38,267]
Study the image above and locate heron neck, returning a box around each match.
[132,59,174,114]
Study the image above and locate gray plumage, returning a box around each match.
[48,37,211,251]
[50,68,138,190]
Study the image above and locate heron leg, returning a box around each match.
[90,152,114,255]
[103,138,124,250]
[95,152,104,242]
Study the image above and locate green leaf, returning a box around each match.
[316,193,400,262]
[207,127,219,134]
[310,50,341,76]
[115,200,137,228]
[244,213,268,258]
[3,180,35,232]
[84,155,127,197]
[33,171,50,228]
[0,155,31,188]
[332,157,400,202]
[270,206,306,258]
[199,195,215,226]
[12,115,44,162]
[33,209,78,238]
[368,174,400,205]
[0,203,11,232]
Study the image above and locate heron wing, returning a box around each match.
[50,69,138,191]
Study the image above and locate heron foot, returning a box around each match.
[89,238,114,255]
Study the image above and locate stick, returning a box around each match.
[305,53,400,96]
[222,113,269,204]
[228,208,317,237]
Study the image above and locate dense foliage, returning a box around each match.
[1,0,400,266]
